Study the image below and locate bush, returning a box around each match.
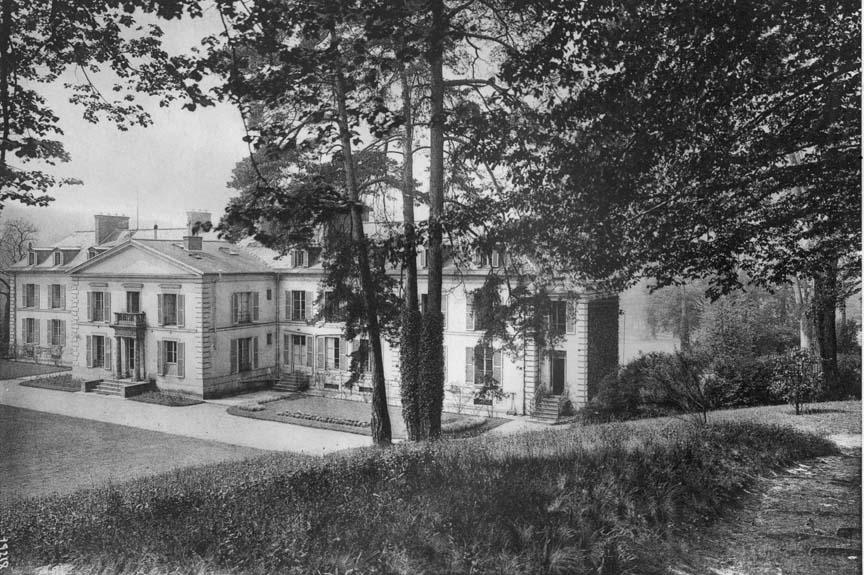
[837,353,862,399]
[769,349,824,415]
[704,355,778,408]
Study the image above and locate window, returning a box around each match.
[49,319,66,346]
[158,293,185,327]
[28,252,35,265]
[53,251,62,266]
[86,335,109,369]
[158,340,185,377]
[419,248,428,269]
[266,332,273,345]
[48,284,63,309]
[289,290,307,321]
[231,291,258,324]
[231,337,258,373]
[286,334,311,367]
[22,284,37,308]
[465,346,502,385]
[23,318,38,344]
[466,294,488,331]
[290,249,307,268]
[266,288,273,301]
[323,291,346,322]
[126,291,140,314]
[88,291,110,322]
[490,250,501,268]
[317,336,341,370]
[550,301,567,336]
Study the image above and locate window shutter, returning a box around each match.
[283,334,290,365]
[306,338,313,368]
[465,347,474,384]
[47,287,53,309]
[60,320,66,346]
[230,339,238,374]
[466,297,474,331]
[317,337,324,369]
[290,250,297,268]
[303,250,310,267]
[285,291,292,320]
[492,351,502,383]
[305,291,313,322]
[178,342,185,378]
[34,285,40,309]
[566,301,576,334]
[86,336,93,367]
[252,292,260,321]
[177,294,186,328]
[103,292,111,323]
[231,293,238,324]
[60,285,66,310]
[157,294,164,326]
[253,337,259,369]
[105,338,112,372]
[20,285,24,307]
[157,341,164,375]
[442,294,448,330]
[35,319,40,345]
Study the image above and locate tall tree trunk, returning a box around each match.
[678,288,690,351]
[399,66,423,441]
[419,0,446,439]
[812,263,839,398]
[332,44,392,446]
[792,275,813,349]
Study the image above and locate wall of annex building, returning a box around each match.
[11,272,76,366]
[70,276,205,395]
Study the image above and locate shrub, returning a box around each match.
[837,353,862,399]
[769,349,824,415]
[129,391,203,407]
[705,355,778,408]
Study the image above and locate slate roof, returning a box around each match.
[131,239,273,275]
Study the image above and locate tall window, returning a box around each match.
[465,345,502,385]
[157,340,185,377]
[158,293,185,326]
[126,291,140,313]
[22,284,36,308]
[86,335,107,368]
[291,291,306,321]
[231,291,258,324]
[23,318,37,344]
[88,291,108,322]
[288,334,310,368]
[49,319,65,346]
[317,336,341,370]
[550,301,567,336]
[466,294,489,331]
[323,292,346,322]
[53,251,62,266]
[28,252,35,265]
[49,284,63,309]
[290,249,307,268]
[231,337,258,373]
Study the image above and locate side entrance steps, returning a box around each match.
[531,395,563,424]
[272,372,310,393]
[90,380,152,398]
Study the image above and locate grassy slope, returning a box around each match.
[2,417,839,575]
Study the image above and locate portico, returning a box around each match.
[111,312,147,381]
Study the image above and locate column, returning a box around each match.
[115,336,122,378]
[135,338,142,381]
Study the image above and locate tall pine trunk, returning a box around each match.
[399,66,423,441]
[419,0,446,439]
[332,41,392,446]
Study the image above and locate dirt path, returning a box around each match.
[670,436,862,575]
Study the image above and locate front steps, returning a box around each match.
[272,372,310,393]
[90,380,152,398]
[531,395,563,424]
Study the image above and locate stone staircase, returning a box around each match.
[272,372,310,393]
[93,380,124,396]
[532,395,563,424]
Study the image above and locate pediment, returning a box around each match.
[72,243,199,277]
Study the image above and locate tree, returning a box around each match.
[644,282,706,350]
[493,0,860,391]
[0,0,208,207]
[0,216,36,355]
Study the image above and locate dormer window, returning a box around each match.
[53,251,62,266]
[290,249,307,268]
[28,252,35,265]
[419,248,428,269]
[490,250,501,268]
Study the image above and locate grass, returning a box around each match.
[18,372,80,393]
[0,405,265,505]
[0,360,68,380]
[1,416,838,575]
[128,391,204,407]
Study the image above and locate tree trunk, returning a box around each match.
[399,66,423,441]
[812,264,839,398]
[678,289,691,351]
[792,275,813,349]
[332,44,391,446]
[419,0,446,439]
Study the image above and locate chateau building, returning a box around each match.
[7,212,619,417]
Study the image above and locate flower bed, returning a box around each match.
[278,411,371,428]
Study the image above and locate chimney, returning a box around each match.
[153,224,158,239]
[186,210,212,237]
[94,214,130,244]
[185,235,203,251]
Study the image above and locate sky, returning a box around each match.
[9,8,249,241]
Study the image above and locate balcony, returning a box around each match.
[111,312,147,329]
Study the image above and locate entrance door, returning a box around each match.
[125,337,136,378]
[551,352,566,395]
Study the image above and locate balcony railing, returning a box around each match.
[112,312,147,327]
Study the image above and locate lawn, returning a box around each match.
[18,372,80,393]
[1,413,839,574]
[0,361,68,380]
[0,405,266,504]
